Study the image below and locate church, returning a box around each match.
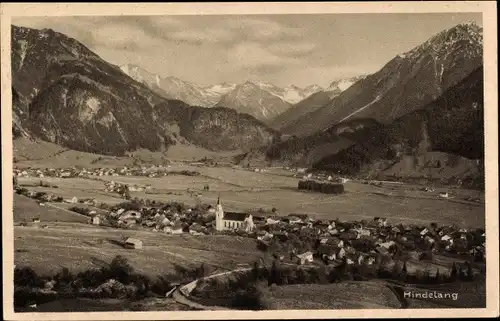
[215,197,254,232]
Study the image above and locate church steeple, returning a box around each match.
[215,195,224,231]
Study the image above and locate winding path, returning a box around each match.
[171,266,408,310]
[171,267,253,310]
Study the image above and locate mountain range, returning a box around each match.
[243,22,484,187]
[11,25,278,156]
[270,75,366,131]
[120,64,340,123]
[10,22,484,187]
[282,22,483,137]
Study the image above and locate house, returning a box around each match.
[119,210,142,221]
[66,196,79,204]
[391,226,401,234]
[317,244,337,261]
[171,221,184,234]
[377,217,388,227]
[337,247,347,259]
[286,216,303,224]
[124,238,143,249]
[266,218,280,225]
[378,240,396,249]
[215,198,253,231]
[355,227,371,238]
[329,228,339,236]
[296,251,314,265]
[257,232,274,242]
[91,215,100,225]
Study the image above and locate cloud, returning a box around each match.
[227,41,302,70]
[268,41,317,57]
[165,28,237,45]
[225,18,304,42]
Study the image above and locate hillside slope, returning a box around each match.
[261,66,484,188]
[11,25,278,156]
[216,81,293,123]
[269,91,331,131]
[285,22,483,137]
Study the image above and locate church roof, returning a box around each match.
[223,212,248,221]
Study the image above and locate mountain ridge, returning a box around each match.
[255,66,484,188]
[11,24,279,156]
[283,22,483,137]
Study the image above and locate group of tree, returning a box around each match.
[13,256,211,308]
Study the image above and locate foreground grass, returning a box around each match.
[14,222,263,277]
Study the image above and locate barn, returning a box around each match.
[124,238,143,249]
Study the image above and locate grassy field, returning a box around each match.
[13,194,90,223]
[13,138,239,168]
[265,282,402,309]
[12,164,485,286]
[17,165,485,227]
[16,297,195,312]
[14,220,264,277]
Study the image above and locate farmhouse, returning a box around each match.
[91,215,100,225]
[124,238,143,249]
[214,197,254,232]
[296,251,314,265]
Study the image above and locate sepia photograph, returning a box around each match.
[1,2,498,320]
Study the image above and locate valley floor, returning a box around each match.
[11,163,485,311]
[15,164,484,227]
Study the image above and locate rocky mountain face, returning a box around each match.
[325,75,366,98]
[261,66,484,188]
[242,23,484,188]
[11,25,278,156]
[215,81,293,122]
[120,64,325,122]
[120,64,235,107]
[254,82,323,104]
[270,75,366,132]
[285,22,483,137]
[269,91,331,131]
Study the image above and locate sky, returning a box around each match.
[13,13,482,88]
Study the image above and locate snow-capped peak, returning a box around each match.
[327,76,365,93]
[396,22,483,61]
[204,83,236,95]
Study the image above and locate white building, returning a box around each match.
[91,215,100,225]
[215,197,254,232]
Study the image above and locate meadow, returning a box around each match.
[16,164,485,227]
[264,281,402,309]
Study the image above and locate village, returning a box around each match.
[13,165,486,280]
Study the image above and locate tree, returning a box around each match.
[465,261,473,281]
[400,261,408,282]
[108,255,134,284]
[434,268,442,284]
[391,261,402,279]
[449,262,458,282]
[123,186,131,200]
[268,260,279,286]
[14,267,45,288]
[402,261,408,274]
[230,285,269,310]
[252,261,260,281]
